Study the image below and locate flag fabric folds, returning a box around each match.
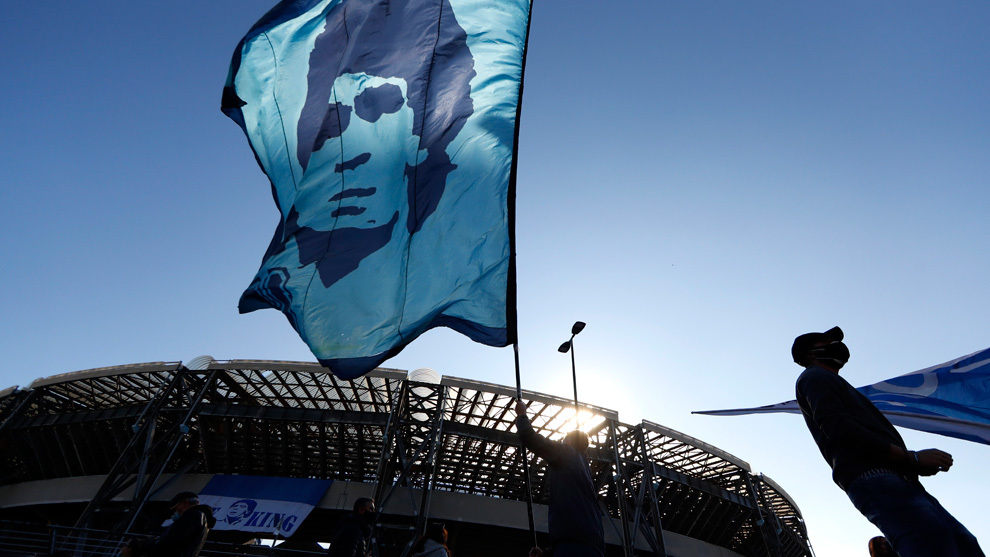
[694,347,990,445]
[222,0,530,378]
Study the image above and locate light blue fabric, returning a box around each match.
[222,0,530,378]
[860,347,990,444]
[695,346,990,445]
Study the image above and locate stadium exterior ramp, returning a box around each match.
[0,359,813,557]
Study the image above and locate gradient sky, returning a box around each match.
[2,2,988,555]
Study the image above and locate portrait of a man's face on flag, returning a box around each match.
[287,0,477,289]
[223,0,530,378]
[198,476,332,537]
[221,499,257,526]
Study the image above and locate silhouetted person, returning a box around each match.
[120,491,216,557]
[513,400,604,557]
[327,497,375,557]
[793,326,983,557]
[412,522,451,557]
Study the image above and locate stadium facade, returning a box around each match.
[0,359,814,556]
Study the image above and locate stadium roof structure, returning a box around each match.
[0,359,813,557]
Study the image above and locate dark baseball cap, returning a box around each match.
[791,326,843,365]
[169,491,199,508]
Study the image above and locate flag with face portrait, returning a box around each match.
[222,0,530,378]
[694,347,990,445]
[198,475,333,537]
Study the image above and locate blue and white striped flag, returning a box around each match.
[695,347,990,445]
[222,0,530,378]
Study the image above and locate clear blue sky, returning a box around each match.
[2,2,988,555]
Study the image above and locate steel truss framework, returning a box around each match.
[0,360,812,557]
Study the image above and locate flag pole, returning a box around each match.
[514,343,538,550]
[508,0,537,549]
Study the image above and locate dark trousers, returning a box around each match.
[846,470,984,557]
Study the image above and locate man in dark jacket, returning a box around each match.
[121,491,216,557]
[794,326,983,557]
[513,400,604,557]
[327,497,375,557]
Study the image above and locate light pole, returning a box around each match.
[558,321,586,416]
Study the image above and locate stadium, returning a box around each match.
[0,358,814,557]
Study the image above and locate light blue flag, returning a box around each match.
[694,347,990,445]
[222,0,530,378]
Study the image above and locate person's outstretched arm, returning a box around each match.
[513,400,568,465]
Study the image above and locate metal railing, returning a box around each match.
[0,521,326,557]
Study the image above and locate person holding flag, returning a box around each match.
[512,401,604,557]
[793,326,984,556]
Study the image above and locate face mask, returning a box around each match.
[363,511,376,524]
[172,511,181,522]
[809,341,850,369]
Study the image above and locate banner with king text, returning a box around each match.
[198,475,333,537]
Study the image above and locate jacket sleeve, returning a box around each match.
[797,370,897,459]
[516,414,569,466]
